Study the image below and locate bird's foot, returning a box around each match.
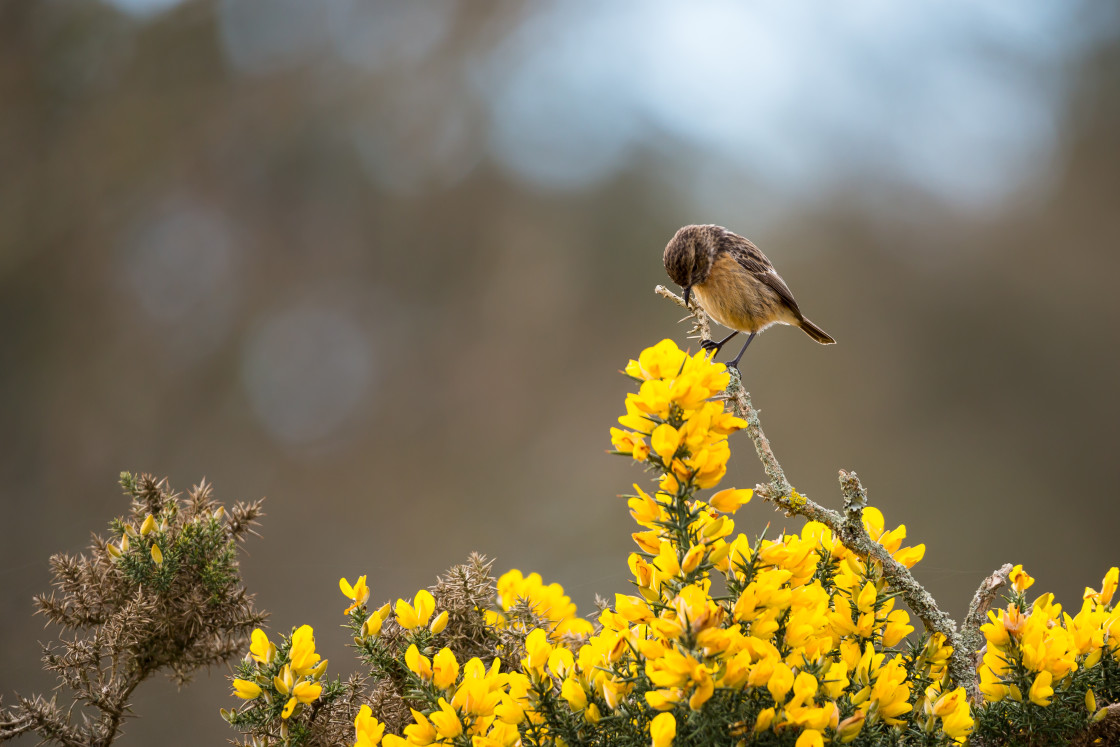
[700,339,723,355]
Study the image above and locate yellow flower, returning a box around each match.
[680,544,704,574]
[281,697,297,719]
[405,644,433,682]
[274,663,294,695]
[140,514,157,536]
[767,662,794,703]
[404,708,438,745]
[651,424,682,462]
[395,589,436,630]
[429,698,463,739]
[496,570,593,636]
[708,487,752,514]
[363,604,392,638]
[293,680,322,704]
[893,543,925,568]
[1086,567,1119,606]
[422,611,446,636]
[354,704,385,747]
[1010,564,1035,593]
[650,711,676,747]
[1029,670,1053,706]
[289,624,321,676]
[250,628,276,665]
[340,575,370,615]
[610,427,646,457]
[522,628,553,674]
[150,544,163,565]
[837,712,865,743]
[1102,566,1119,606]
[432,647,459,690]
[796,730,823,747]
[625,339,689,382]
[561,676,588,711]
[231,678,262,700]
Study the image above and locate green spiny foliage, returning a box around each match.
[0,474,265,745]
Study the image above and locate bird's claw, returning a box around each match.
[700,339,720,353]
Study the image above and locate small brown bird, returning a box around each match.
[663,224,835,368]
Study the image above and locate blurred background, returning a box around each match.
[3,0,1119,742]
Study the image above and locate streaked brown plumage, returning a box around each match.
[663,224,835,367]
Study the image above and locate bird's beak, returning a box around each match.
[683,286,692,307]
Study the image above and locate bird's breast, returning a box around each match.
[693,254,797,332]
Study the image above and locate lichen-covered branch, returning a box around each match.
[654,284,711,343]
[656,286,1010,702]
[961,563,1014,669]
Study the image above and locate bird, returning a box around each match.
[662,224,835,368]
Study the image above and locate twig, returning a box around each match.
[654,285,711,343]
[961,564,1014,670]
[654,287,1009,703]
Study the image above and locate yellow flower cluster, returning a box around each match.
[230,626,326,720]
[611,339,748,491]
[495,570,595,637]
[106,511,170,566]
[979,564,1119,713]
[226,338,1120,747]
[334,339,968,746]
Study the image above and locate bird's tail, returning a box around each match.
[799,318,836,345]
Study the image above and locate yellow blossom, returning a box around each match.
[796,730,823,747]
[430,610,449,635]
[140,514,157,536]
[150,544,163,565]
[354,705,385,747]
[837,712,865,743]
[405,644,433,682]
[561,677,588,711]
[497,570,593,636]
[650,711,676,747]
[709,487,752,514]
[274,664,294,695]
[432,647,459,690]
[340,575,370,615]
[404,709,438,745]
[250,628,276,665]
[1010,564,1035,593]
[1029,671,1053,706]
[232,679,262,700]
[651,424,682,461]
[289,624,321,676]
[293,679,322,704]
[395,590,436,630]
[429,698,463,739]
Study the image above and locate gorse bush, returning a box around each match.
[0,474,264,745]
[221,337,1120,747]
[4,330,1119,747]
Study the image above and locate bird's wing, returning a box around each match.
[725,236,803,317]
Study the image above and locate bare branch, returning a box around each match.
[654,285,711,343]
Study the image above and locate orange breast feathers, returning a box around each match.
[691,253,796,333]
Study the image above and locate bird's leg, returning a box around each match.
[700,331,739,356]
[726,332,757,369]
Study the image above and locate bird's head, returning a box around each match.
[662,224,720,306]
